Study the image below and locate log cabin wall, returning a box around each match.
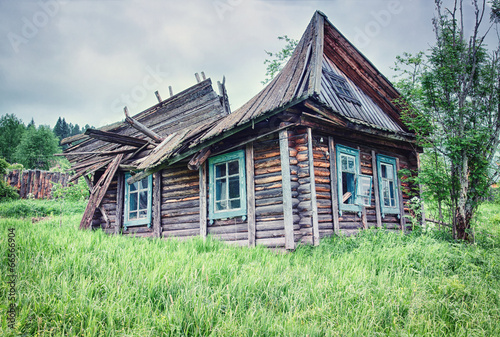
[91,174,118,232]
[311,135,335,238]
[161,163,200,240]
[253,133,288,248]
[290,127,315,245]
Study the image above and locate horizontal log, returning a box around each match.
[160,221,199,230]
[254,174,282,185]
[161,199,199,210]
[162,181,199,193]
[123,226,153,234]
[254,158,281,169]
[162,189,199,199]
[339,222,364,230]
[256,230,285,239]
[210,232,248,241]
[255,204,284,217]
[255,166,282,176]
[254,150,281,161]
[162,228,200,237]
[208,224,248,235]
[255,237,286,248]
[163,174,199,185]
[161,214,200,223]
[162,207,200,217]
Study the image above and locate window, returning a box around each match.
[336,145,361,214]
[376,155,400,217]
[324,70,361,105]
[124,173,152,230]
[356,175,373,207]
[208,150,247,222]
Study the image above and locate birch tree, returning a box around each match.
[397,0,500,240]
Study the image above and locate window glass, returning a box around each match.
[377,155,400,216]
[208,150,247,221]
[124,174,152,228]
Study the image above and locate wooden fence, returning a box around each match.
[3,170,71,199]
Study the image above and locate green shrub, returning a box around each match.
[0,158,19,202]
[52,178,89,202]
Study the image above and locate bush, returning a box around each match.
[52,179,89,202]
[0,158,19,202]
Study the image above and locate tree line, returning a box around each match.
[0,114,92,171]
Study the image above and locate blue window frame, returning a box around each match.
[124,173,152,230]
[336,145,361,214]
[208,150,247,223]
[376,155,400,217]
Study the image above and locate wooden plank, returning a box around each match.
[371,150,383,228]
[246,143,256,247]
[307,128,320,245]
[153,171,162,238]
[361,207,367,230]
[328,137,340,233]
[124,106,164,143]
[188,147,211,171]
[312,13,325,95]
[85,129,149,147]
[199,163,207,239]
[279,130,294,250]
[396,157,406,231]
[80,154,123,230]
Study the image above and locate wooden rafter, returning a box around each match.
[79,154,124,230]
[85,129,149,147]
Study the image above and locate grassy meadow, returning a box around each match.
[0,199,499,336]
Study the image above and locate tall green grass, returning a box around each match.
[0,201,499,336]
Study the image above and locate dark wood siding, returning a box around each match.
[161,163,200,240]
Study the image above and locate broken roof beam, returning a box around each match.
[124,107,164,143]
[85,129,150,147]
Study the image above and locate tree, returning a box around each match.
[14,125,61,170]
[262,35,298,85]
[395,0,500,240]
[0,114,26,163]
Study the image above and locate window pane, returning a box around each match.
[139,210,147,218]
[382,181,390,206]
[129,211,137,220]
[130,182,137,192]
[381,164,387,178]
[140,178,148,190]
[389,181,395,207]
[348,157,355,172]
[230,199,241,209]
[341,156,348,171]
[216,201,227,211]
[215,179,226,201]
[228,176,240,199]
[139,191,148,210]
[129,193,137,212]
[228,160,239,175]
[342,172,355,204]
[387,165,394,179]
[215,164,226,178]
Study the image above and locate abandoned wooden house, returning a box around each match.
[61,11,420,249]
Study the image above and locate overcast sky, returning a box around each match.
[0,0,495,129]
